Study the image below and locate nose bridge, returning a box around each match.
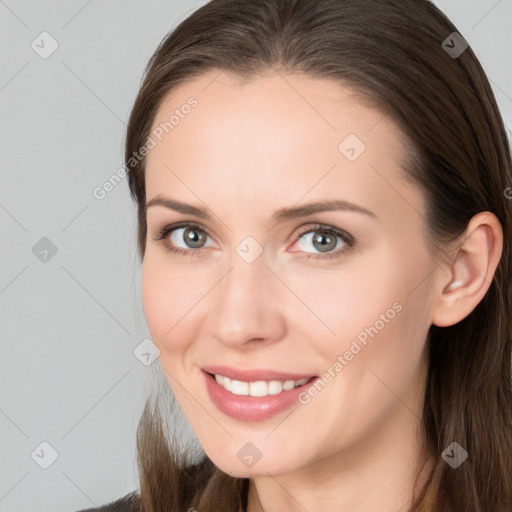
[209,248,283,346]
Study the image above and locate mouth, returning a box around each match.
[202,368,319,422]
[204,371,314,397]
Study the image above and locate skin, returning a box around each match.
[141,69,503,512]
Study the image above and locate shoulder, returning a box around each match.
[74,490,140,512]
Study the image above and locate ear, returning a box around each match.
[431,211,503,327]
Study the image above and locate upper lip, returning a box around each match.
[202,365,317,382]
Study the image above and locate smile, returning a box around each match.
[202,366,318,422]
[212,373,309,397]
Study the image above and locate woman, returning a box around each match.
[76,0,512,510]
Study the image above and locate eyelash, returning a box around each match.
[152,222,355,260]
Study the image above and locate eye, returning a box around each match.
[153,222,355,260]
[292,224,354,260]
[153,222,214,257]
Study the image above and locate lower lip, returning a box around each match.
[202,370,317,422]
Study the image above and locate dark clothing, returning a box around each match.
[75,490,140,512]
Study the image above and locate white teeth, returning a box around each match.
[249,381,268,397]
[283,380,295,391]
[230,379,249,395]
[213,374,310,397]
[267,381,283,395]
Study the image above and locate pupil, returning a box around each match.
[313,231,336,252]
[185,228,205,248]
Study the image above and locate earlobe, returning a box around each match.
[432,211,503,328]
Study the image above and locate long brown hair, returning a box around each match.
[124,1,512,510]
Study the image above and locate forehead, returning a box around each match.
[144,70,422,222]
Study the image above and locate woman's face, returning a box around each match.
[142,70,441,477]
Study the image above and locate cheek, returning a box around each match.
[141,256,194,355]
[296,252,432,366]
[282,261,400,353]
[141,263,165,339]
[325,279,432,406]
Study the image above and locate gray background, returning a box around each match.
[0,1,511,510]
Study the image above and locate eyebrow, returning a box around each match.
[145,195,377,228]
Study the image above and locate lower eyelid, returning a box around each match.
[294,239,351,260]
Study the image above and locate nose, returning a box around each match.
[207,251,286,349]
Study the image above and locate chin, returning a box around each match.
[201,441,297,478]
